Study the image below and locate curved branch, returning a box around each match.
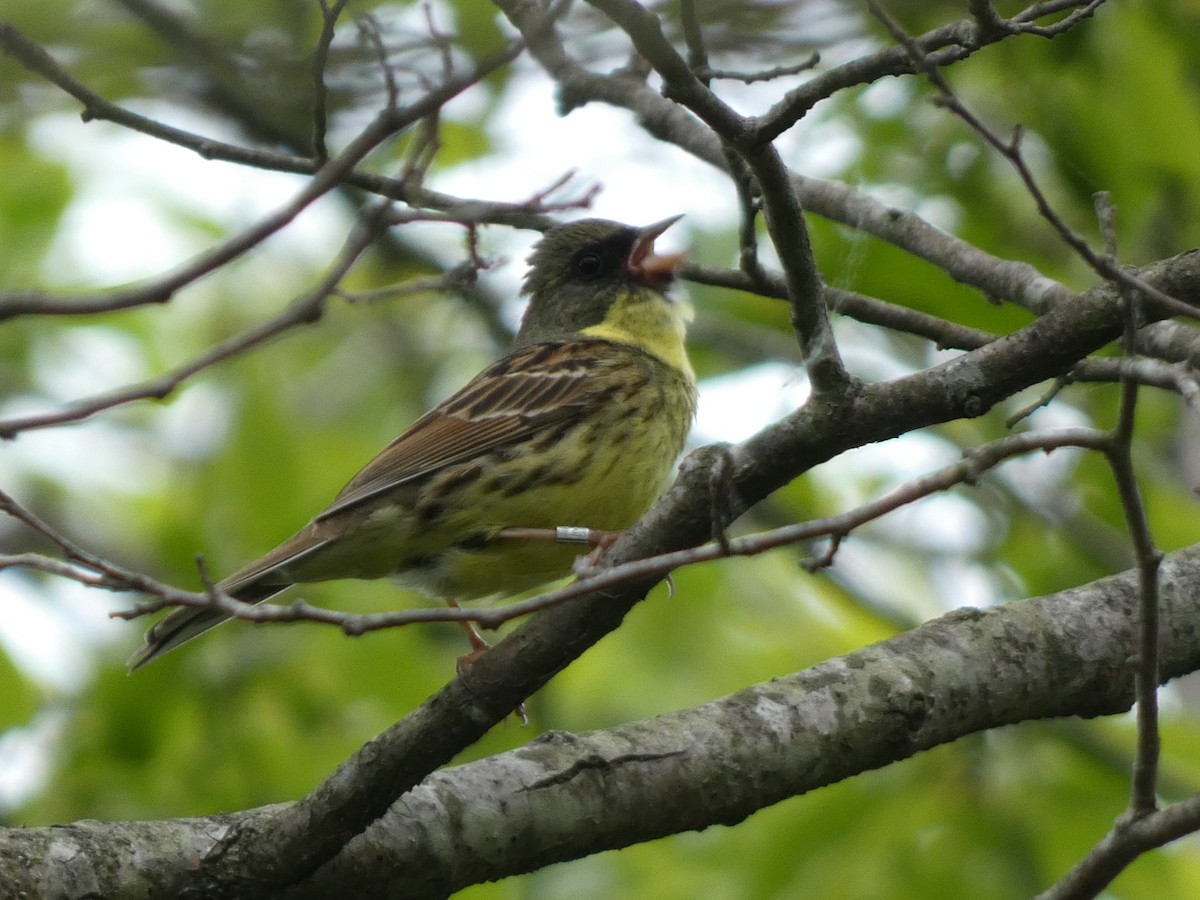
[757,0,1105,141]
[5,541,1200,897]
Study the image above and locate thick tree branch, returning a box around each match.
[2,5,1194,896]
[5,541,1200,897]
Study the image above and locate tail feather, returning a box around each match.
[126,577,290,671]
[128,530,335,670]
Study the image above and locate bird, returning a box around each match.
[128,216,697,669]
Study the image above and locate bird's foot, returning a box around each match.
[454,618,492,673]
[449,601,528,726]
[569,529,623,577]
[495,524,621,577]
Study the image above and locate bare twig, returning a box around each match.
[800,533,841,573]
[357,14,401,109]
[967,0,1007,38]
[756,0,1105,142]
[312,0,351,162]
[0,204,392,438]
[708,445,735,554]
[1109,392,1164,817]
[0,490,208,601]
[400,112,441,188]
[705,55,821,85]
[1010,0,1108,37]
[0,22,527,321]
[1099,205,1164,820]
[0,553,118,587]
[336,261,481,304]
[1035,793,1200,900]
[729,159,767,283]
[687,264,998,351]
[1005,377,1071,427]
[678,0,709,80]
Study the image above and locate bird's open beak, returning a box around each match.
[628,214,685,284]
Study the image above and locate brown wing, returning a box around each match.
[316,340,623,520]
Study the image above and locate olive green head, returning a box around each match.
[515,216,683,346]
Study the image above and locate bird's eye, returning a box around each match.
[575,252,603,278]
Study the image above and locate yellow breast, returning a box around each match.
[580,287,695,381]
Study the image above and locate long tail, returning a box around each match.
[126,577,289,671]
[127,528,334,670]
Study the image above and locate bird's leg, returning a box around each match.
[496,525,623,574]
[495,526,620,550]
[493,526,675,596]
[448,599,491,671]
[448,599,527,725]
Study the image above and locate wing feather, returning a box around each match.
[316,340,623,519]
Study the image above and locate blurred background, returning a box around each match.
[2,0,1200,897]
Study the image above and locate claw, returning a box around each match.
[449,600,527,725]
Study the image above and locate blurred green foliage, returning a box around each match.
[2,1,1200,898]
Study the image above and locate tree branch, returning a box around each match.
[6,540,1200,897]
[0,22,526,321]
[586,0,849,393]
[757,0,1105,141]
[0,203,389,437]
